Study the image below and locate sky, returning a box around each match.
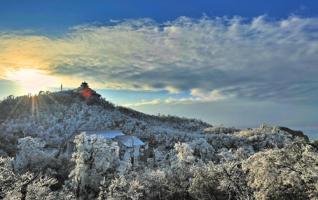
[0,0,318,132]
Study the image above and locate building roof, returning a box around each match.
[82,130,125,139]
[79,130,145,147]
[116,135,145,147]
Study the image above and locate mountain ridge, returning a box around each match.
[0,88,211,130]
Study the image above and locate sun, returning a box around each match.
[6,69,58,94]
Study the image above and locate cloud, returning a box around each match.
[1,16,318,103]
[124,89,229,107]
[190,89,228,102]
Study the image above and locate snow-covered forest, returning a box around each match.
[0,87,317,200]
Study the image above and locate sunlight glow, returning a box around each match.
[5,69,59,94]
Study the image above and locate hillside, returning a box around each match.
[0,87,210,153]
[0,85,317,200]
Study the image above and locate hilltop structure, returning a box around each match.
[77,82,101,104]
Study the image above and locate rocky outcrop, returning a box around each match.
[278,126,309,141]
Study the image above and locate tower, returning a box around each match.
[81,81,89,89]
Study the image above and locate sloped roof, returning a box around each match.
[83,130,125,139]
[116,135,145,147]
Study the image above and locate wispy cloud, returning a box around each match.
[124,89,232,107]
[1,16,318,103]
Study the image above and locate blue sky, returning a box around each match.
[1,0,317,33]
[0,0,318,131]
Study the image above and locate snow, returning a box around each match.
[82,130,125,139]
[116,135,145,147]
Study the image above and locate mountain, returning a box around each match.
[0,83,316,200]
[0,83,210,155]
[0,83,308,155]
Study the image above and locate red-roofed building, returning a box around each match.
[78,82,101,103]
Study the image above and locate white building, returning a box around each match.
[81,130,147,166]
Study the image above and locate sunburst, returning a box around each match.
[5,69,58,94]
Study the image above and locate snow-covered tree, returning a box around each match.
[244,142,318,200]
[174,142,195,163]
[190,138,215,161]
[106,175,144,200]
[166,142,197,199]
[189,161,253,200]
[24,175,58,200]
[189,163,227,200]
[1,156,60,200]
[13,137,52,171]
[137,169,171,200]
[69,133,120,198]
[0,157,16,198]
